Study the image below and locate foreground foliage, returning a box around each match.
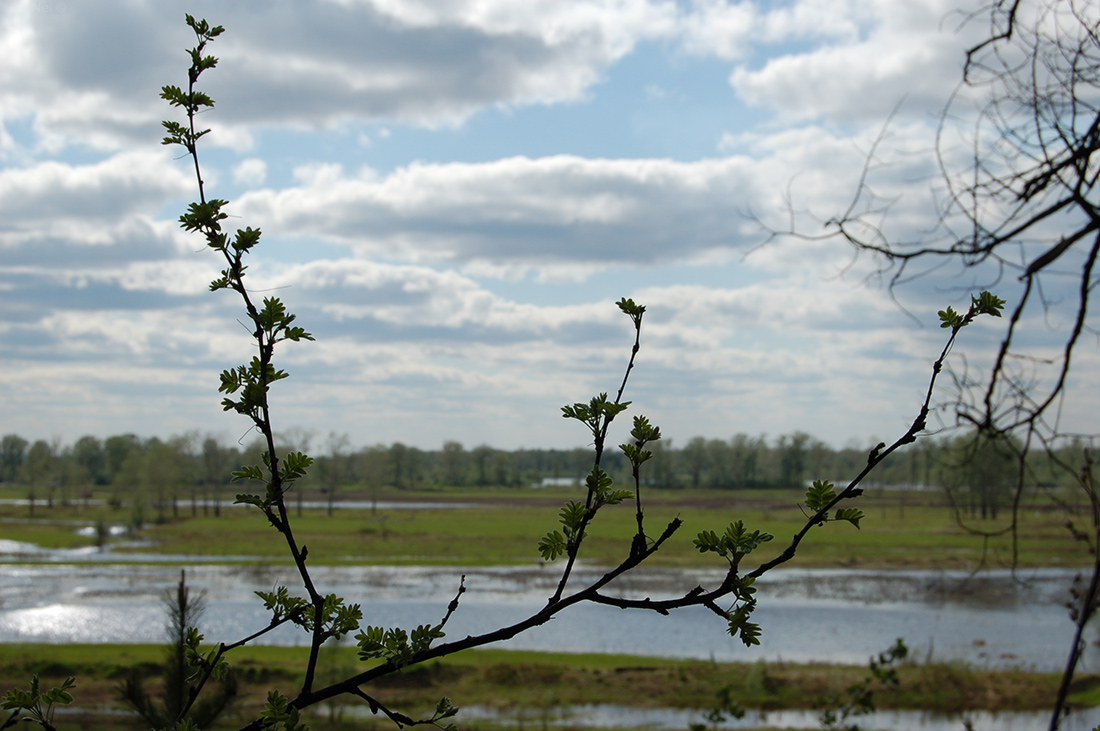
[2,645,1096,728]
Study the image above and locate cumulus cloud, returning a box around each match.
[0,0,983,151]
[727,0,987,122]
[226,117,954,280]
[0,150,190,234]
[4,0,1087,450]
[230,152,857,271]
[0,0,681,152]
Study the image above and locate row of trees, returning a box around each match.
[1,429,1087,519]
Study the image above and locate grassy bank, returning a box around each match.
[0,485,1088,568]
[1,644,1095,731]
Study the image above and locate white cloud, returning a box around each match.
[0,150,190,233]
[0,0,682,152]
[727,0,987,122]
[2,0,1094,453]
[224,122,952,280]
[233,155,769,270]
[678,0,757,60]
[233,158,267,187]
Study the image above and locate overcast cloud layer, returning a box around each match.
[2,0,1093,452]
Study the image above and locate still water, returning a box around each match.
[0,562,1093,672]
[432,703,1100,731]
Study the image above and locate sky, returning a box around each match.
[1,0,1096,453]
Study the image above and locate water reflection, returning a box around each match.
[0,563,1092,671]
[405,703,1100,731]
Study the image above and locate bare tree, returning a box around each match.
[823,0,1098,437]
[770,2,1099,727]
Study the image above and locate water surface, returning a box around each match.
[0,563,1091,671]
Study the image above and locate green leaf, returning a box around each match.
[410,623,446,653]
[1,674,75,725]
[726,605,762,647]
[1,688,35,711]
[834,507,865,529]
[355,623,438,668]
[693,529,726,557]
[938,306,963,329]
[538,530,567,561]
[558,500,587,536]
[805,479,837,511]
[972,291,1004,318]
[262,689,290,720]
[616,297,646,326]
[602,489,634,506]
[255,586,308,623]
[723,521,773,559]
[561,393,631,435]
[585,467,613,494]
[694,522,773,564]
[736,621,762,647]
[279,451,314,484]
[735,576,757,599]
[232,226,262,252]
[434,696,459,720]
[629,414,661,444]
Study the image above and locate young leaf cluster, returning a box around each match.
[234,451,315,512]
[537,500,587,561]
[1,674,75,730]
[255,586,309,623]
[428,697,460,731]
[938,291,1005,331]
[356,623,446,668]
[183,627,230,683]
[262,690,310,731]
[725,577,762,647]
[693,520,774,567]
[588,466,634,508]
[615,297,646,325]
[302,594,363,642]
[537,465,636,561]
[619,414,661,468]
[561,393,630,438]
[253,589,363,642]
[216,303,314,418]
[804,479,865,529]
[159,15,223,155]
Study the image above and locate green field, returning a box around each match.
[0,484,1088,568]
[1,644,1095,731]
[2,485,1093,730]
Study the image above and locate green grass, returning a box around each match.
[1,643,1093,731]
[1,487,1091,730]
[0,486,1087,568]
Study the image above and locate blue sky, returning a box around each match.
[2,0,1095,453]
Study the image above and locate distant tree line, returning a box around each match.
[0,429,1089,522]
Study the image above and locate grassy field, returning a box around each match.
[1,644,1095,731]
[1,486,1096,729]
[0,484,1089,568]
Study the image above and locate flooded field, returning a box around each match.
[0,562,1091,671]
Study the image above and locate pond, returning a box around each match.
[0,563,1092,673]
